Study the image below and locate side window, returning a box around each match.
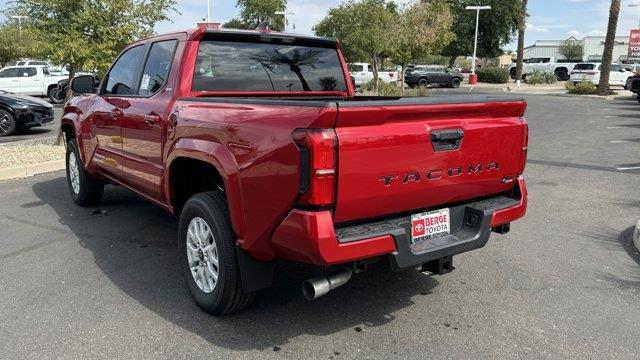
[138,40,177,96]
[22,68,37,77]
[0,68,18,78]
[104,45,145,95]
[610,64,621,72]
[348,64,364,72]
[43,67,50,76]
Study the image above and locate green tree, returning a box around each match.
[441,0,521,67]
[390,1,455,92]
[598,0,620,96]
[10,0,176,143]
[558,39,583,61]
[0,24,44,66]
[12,0,176,83]
[224,0,287,31]
[314,0,397,91]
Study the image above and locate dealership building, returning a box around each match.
[523,36,631,62]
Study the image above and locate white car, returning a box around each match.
[348,62,398,86]
[509,57,579,81]
[0,65,67,101]
[569,63,635,89]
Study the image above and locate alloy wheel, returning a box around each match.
[0,113,11,136]
[186,217,219,293]
[68,152,81,195]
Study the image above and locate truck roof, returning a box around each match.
[135,27,338,47]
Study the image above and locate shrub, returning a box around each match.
[565,81,597,95]
[525,70,557,85]
[361,79,402,96]
[476,67,509,84]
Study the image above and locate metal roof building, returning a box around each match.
[523,36,629,62]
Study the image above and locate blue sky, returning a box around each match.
[2,0,640,51]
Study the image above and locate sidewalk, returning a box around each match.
[462,81,635,99]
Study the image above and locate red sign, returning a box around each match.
[628,29,640,60]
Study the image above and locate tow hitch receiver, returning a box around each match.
[420,256,455,276]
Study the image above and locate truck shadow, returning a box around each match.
[32,176,439,351]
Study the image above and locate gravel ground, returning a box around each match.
[0,143,65,168]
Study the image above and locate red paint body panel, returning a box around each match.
[333,101,527,224]
[271,209,396,265]
[64,28,529,268]
[491,176,528,227]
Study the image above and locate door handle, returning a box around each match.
[144,114,162,127]
[112,108,124,118]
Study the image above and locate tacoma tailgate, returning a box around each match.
[333,96,527,224]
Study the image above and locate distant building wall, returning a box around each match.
[582,36,628,62]
[523,36,629,62]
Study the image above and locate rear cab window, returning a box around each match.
[192,39,348,93]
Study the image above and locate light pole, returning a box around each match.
[465,5,491,75]
[11,15,28,34]
[275,10,296,33]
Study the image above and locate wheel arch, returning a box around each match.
[166,139,246,240]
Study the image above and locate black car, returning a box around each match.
[0,90,55,136]
[405,65,463,88]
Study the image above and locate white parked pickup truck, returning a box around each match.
[348,62,398,86]
[509,57,579,81]
[0,65,67,101]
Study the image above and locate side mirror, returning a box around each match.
[71,75,97,94]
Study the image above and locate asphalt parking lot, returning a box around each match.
[1,93,639,359]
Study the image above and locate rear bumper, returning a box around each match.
[271,176,528,267]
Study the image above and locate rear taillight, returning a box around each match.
[518,119,528,175]
[292,129,337,207]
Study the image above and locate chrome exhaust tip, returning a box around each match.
[302,268,353,300]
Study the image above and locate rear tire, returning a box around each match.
[0,109,16,137]
[66,139,104,206]
[179,192,255,315]
[624,77,633,91]
[418,78,429,88]
[48,87,65,105]
[555,69,568,81]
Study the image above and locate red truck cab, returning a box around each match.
[61,27,528,315]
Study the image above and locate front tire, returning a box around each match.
[0,109,16,137]
[624,77,633,91]
[418,78,429,88]
[450,78,461,88]
[66,139,104,206]
[179,192,255,315]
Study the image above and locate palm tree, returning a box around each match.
[598,0,621,95]
[250,48,323,91]
[515,0,528,82]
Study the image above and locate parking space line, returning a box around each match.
[616,166,640,171]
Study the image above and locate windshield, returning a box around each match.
[192,40,348,93]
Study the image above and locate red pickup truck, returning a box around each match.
[62,27,528,315]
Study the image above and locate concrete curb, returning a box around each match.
[0,159,65,181]
[634,220,640,252]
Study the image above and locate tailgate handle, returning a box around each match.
[431,129,464,151]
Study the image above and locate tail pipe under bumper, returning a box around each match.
[302,268,353,300]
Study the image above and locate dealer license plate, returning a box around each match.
[410,208,450,244]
